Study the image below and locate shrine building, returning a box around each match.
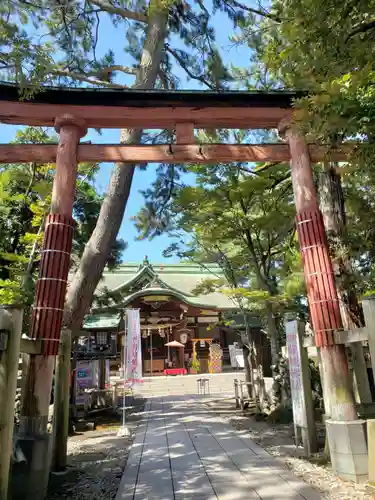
[78,258,272,376]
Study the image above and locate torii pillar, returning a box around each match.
[279,118,368,482]
[16,116,86,500]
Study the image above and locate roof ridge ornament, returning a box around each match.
[144,274,166,289]
[139,255,153,270]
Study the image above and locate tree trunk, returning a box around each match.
[242,343,254,399]
[318,166,372,404]
[63,5,169,332]
[266,301,280,367]
[52,4,170,473]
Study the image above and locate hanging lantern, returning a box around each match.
[180,332,188,344]
[142,329,148,338]
[159,328,166,338]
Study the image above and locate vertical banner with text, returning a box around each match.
[125,309,143,386]
[286,319,307,427]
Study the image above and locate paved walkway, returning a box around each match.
[116,396,322,500]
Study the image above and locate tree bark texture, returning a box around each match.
[63,6,169,332]
[50,5,170,475]
[318,166,372,404]
[242,344,254,399]
[279,121,358,422]
[266,301,280,367]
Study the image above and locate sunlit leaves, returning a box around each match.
[0,126,124,304]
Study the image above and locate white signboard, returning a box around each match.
[125,309,143,386]
[229,345,244,368]
[286,320,307,427]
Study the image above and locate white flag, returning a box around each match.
[125,309,143,386]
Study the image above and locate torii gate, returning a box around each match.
[0,84,364,497]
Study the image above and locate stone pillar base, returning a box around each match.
[11,432,52,500]
[326,419,368,483]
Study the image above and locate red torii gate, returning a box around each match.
[0,84,362,495]
[0,84,349,355]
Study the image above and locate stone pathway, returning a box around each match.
[115,396,322,500]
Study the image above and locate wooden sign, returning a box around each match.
[286,320,307,427]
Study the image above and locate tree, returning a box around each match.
[0,126,126,479]
[318,165,373,405]
[238,0,375,407]
[0,126,125,308]
[1,1,259,483]
[341,166,375,294]
[234,0,375,158]
[0,0,247,335]
[154,130,306,404]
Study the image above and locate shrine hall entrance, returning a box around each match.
[142,330,187,376]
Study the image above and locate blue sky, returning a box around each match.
[1,5,250,264]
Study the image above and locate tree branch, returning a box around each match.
[87,0,148,23]
[91,65,137,76]
[254,161,281,173]
[166,46,216,90]
[346,20,375,41]
[52,69,128,88]
[157,70,169,89]
[225,0,281,22]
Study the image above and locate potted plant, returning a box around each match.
[190,358,200,374]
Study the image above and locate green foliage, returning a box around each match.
[238,0,375,148]
[0,0,240,92]
[154,130,307,324]
[190,358,200,372]
[229,0,375,298]
[0,279,26,305]
[0,127,125,305]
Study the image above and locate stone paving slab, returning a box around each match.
[115,396,322,500]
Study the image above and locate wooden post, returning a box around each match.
[99,358,106,390]
[367,419,375,485]
[234,379,240,408]
[0,306,23,500]
[280,119,370,482]
[70,337,78,421]
[18,115,86,500]
[239,381,245,411]
[51,329,71,472]
[350,343,372,404]
[175,123,195,144]
[279,119,357,422]
[150,333,153,377]
[286,319,317,456]
[361,296,375,384]
[167,330,170,365]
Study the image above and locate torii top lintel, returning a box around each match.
[0,83,304,130]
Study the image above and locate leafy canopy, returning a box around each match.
[0,127,125,305]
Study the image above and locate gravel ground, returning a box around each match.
[206,398,375,500]
[47,400,145,500]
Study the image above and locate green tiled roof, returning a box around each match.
[82,312,122,330]
[93,259,235,310]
